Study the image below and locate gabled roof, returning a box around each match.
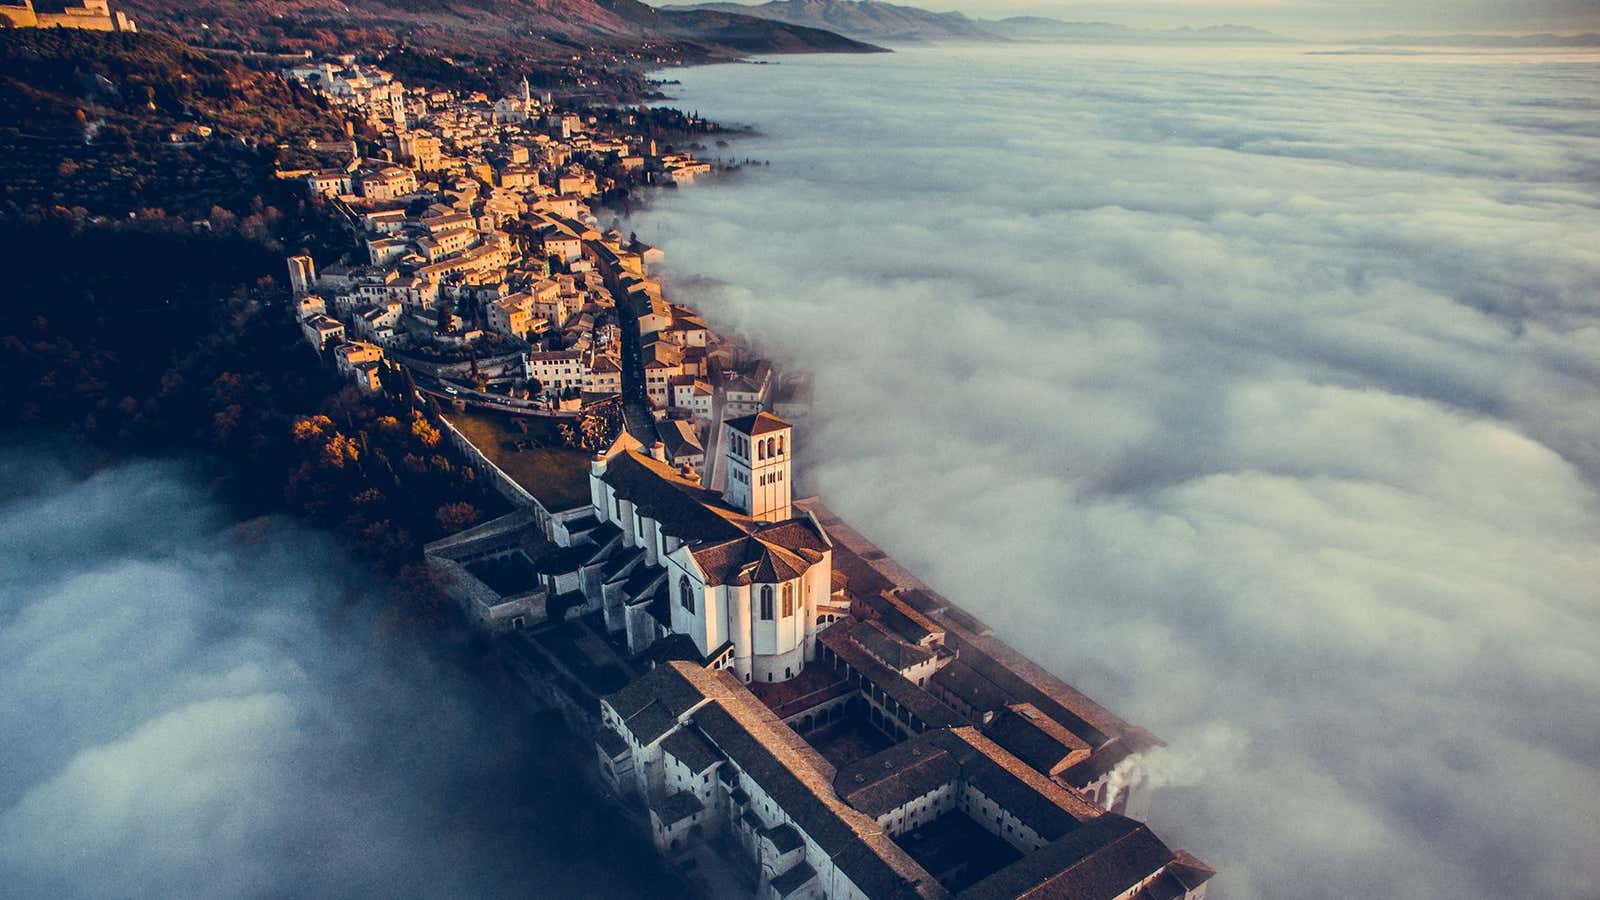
[957,814,1176,900]
[834,727,1100,841]
[604,663,947,899]
[852,619,935,674]
[985,703,1092,777]
[600,450,749,545]
[658,419,704,460]
[661,724,725,774]
[688,523,829,588]
[599,449,829,571]
[656,791,704,827]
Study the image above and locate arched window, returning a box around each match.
[781,583,793,618]
[765,437,775,458]
[778,435,784,455]
[679,575,694,614]
[759,586,774,620]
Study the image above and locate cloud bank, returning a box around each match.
[657,0,1600,36]
[626,44,1600,899]
[0,455,678,899]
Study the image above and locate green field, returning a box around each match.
[444,409,593,512]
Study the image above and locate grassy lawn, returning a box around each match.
[445,409,593,512]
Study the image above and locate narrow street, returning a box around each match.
[608,276,659,444]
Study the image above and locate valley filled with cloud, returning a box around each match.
[0,456,680,899]
[627,43,1600,899]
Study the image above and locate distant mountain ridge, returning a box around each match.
[113,0,885,60]
[984,17,1288,42]
[667,1,1291,45]
[681,0,996,44]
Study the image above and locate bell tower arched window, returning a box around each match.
[759,586,774,620]
[679,575,694,614]
[781,583,793,618]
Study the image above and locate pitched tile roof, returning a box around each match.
[600,450,749,545]
[656,791,704,827]
[605,663,946,899]
[662,724,725,774]
[956,814,1175,900]
[852,619,935,674]
[835,728,1099,841]
[984,703,1092,777]
[725,411,790,436]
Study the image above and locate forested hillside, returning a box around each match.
[0,29,361,217]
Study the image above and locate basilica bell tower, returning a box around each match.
[722,412,792,523]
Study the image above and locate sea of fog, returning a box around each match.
[625,43,1600,900]
[0,455,685,899]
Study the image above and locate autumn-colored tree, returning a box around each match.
[292,414,332,442]
[352,487,386,507]
[320,432,360,468]
[211,403,243,445]
[435,501,480,534]
[410,411,441,448]
[580,414,611,451]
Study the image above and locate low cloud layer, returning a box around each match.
[627,44,1600,899]
[0,456,675,899]
[659,0,1600,36]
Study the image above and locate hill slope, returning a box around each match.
[684,0,997,44]
[0,29,357,217]
[114,0,884,61]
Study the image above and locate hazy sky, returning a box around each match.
[625,43,1600,899]
[656,0,1600,36]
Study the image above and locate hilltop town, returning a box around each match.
[274,54,1215,900]
[0,0,136,32]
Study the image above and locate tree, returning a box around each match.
[293,414,333,442]
[580,413,610,451]
[320,432,360,468]
[409,411,441,448]
[435,501,480,534]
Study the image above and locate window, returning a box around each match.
[755,438,763,461]
[679,575,694,614]
[781,583,793,618]
[759,586,774,620]
[765,437,775,458]
[778,435,784,455]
